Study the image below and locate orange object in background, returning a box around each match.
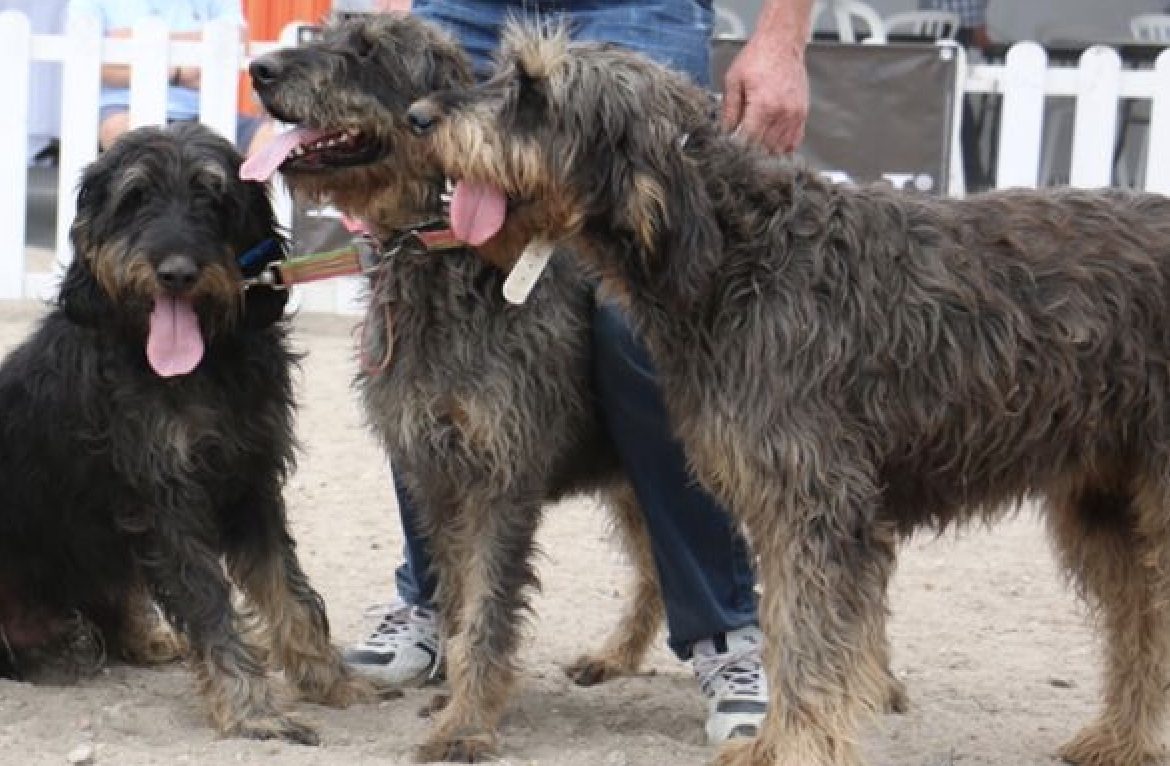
[238,0,334,115]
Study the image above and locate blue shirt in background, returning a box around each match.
[66,0,244,119]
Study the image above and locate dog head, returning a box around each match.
[243,15,472,231]
[408,22,716,256]
[62,122,288,378]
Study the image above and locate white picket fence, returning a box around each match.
[1,10,1169,314]
[966,43,1170,193]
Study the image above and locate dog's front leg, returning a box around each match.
[115,582,187,665]
[715,475,897,766]
[414,496,543,764]
[224,492,382,708]
[136,514,319,745]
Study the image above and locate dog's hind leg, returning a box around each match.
[1049,484,1169,766]
[139,516,318,745]
[226,499,377,709]
[414,495,543,764]
[565,481,664,686]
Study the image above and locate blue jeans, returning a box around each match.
[394,0,756,659]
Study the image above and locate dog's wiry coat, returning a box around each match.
[0,123,369,744]
[417,24,1170,766]
[248,16,671,761]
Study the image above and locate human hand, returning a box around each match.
[372,0,412,11]
[721,38,809,154]
[168,66,201,89]
[177,66,201,89]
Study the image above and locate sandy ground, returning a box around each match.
[0,300,1107,766]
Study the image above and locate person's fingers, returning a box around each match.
[721,73,746,132]
[736,102,770,148]
[738,99,799,154]
[769,110,804,154]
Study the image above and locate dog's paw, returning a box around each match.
[124,627,187,666]
[417,692,449,718]
[301,675,399,707]
[563,654,629,687]
[413,729,497,763]
[713,735,848,766]
[232,714,320,746]
[1059,722,1159,766]
[712,738,762,766]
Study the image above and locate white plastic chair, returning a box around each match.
[811,0,887,44]
[1115,15,1170,187]
[883,10,961,41]
[1130,14,1170,42]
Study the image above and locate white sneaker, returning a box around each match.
[343,599,443,687]
[692,625,768,744]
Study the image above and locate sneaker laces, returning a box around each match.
[360,600,438,648]
[693,628,765,701]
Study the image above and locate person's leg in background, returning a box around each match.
[568,1,768,742]
[343,475,444,687]
[591,300,765,743]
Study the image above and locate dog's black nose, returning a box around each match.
[249,55,282,89]
[407,101,441,136]
[157,255,199,293]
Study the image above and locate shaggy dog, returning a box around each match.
[411,23,1170,766]
[244,16,668,761]
[0,123,369,744]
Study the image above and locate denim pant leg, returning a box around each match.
[593,301,758,658]
[393,474,439,607]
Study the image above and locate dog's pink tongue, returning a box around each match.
[450,180,507,246]
[147,295,204,378]
[239,127,325,181]
[341,214,372,235]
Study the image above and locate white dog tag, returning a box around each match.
[503,240,555,305]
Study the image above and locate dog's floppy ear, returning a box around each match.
[68,153,112,260]
[59,162,114,325]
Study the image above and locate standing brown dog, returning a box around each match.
[245,16,667,761]
[413,22,1170,766]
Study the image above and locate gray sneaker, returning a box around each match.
[692,625,768,743]
[343,599,444,687]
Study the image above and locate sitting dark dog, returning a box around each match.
[0,123,369,744]
[244,16,671,761]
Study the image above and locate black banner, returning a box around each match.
[712,40,960,195]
